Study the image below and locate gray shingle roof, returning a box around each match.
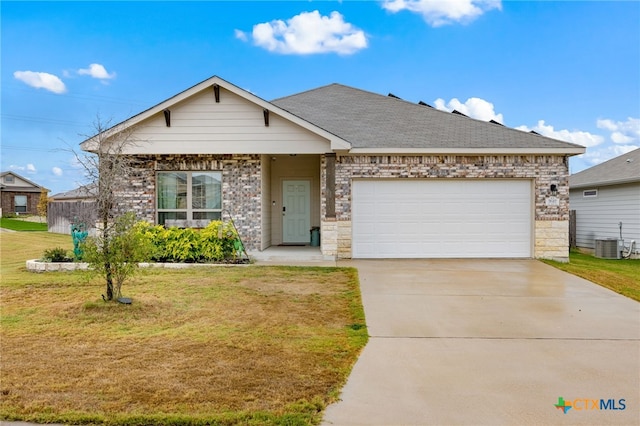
[569,148,640,188]
[50,184,97,200]
[272,83,584,153]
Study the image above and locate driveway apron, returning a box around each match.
[323,259,640,425]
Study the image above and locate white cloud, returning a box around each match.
[13,71,67,94]
[515,120,604,147]
[244,11,367,55]
[52,167,63,177]
[596,117,639,144]
[434,97,504,123]
[10,164,37,174]
[382,0,502,27]
[234,29,248,42]
[78,63,116,80]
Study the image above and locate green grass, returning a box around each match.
[0,231,368,425]
[542,250,640,302]
[0,217,47,231]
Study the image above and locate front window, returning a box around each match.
[157,171,222,225]
[14,195,27,213]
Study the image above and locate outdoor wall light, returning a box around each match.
[550,184,558,196]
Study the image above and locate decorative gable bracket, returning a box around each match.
[213,84,220,103]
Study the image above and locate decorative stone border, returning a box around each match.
[26,259,90,272]
[26,260,251,272]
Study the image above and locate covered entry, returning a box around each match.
[351,179,532,258]
[265,154,321,247]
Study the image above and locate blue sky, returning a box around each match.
[2,1,639,195]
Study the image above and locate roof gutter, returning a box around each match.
[570,177,640,189]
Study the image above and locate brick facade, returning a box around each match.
[115,154,263,251]
[320,154,570,261]
[115,153,570,261]
[0,191,41,216]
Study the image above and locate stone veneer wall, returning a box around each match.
[114,154,262,251]
[320,154,570,261]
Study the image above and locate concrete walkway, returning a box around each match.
[249,246,337,266]
[323,259,640,425]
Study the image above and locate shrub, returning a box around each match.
[42,247,73,263]
[133,222,169,261]
[163,227,202,263]
[132,220,241,263]
[200,221,239,261]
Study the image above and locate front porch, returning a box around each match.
[261,154,322,248]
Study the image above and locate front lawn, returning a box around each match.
[542,251,640,302]
[0,217,48,231]
[0,232,368,425]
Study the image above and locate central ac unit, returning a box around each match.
[595,238,622,259]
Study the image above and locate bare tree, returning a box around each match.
[71,116,148,301]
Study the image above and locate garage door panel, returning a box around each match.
[352,180,532,258]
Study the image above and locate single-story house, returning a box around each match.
[569,148,640,253]
[0,171,48,216]
[50,184,97,202]
[81,76,585,261]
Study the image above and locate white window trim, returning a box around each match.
[156,171,222,224]
[4,175,15,183]
[583,189,598,198]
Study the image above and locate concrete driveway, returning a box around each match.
[323,259,640,425]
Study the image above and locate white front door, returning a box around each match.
[283,180,310,244]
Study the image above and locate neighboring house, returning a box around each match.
[48,184,97,234]
[81,76,585,261]
[569,148,640,251]
[0,171,48,216]
[50,184,97,202]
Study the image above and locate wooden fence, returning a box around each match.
[48,201,97,234]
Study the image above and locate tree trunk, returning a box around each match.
[102,213,113,301]
[105,262,114,301]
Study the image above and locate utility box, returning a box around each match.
[594,238,622,259]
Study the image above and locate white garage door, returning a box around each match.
[352,179,532,258]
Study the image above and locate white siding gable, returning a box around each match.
[118,86,333,155]
[2,174,38,189]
